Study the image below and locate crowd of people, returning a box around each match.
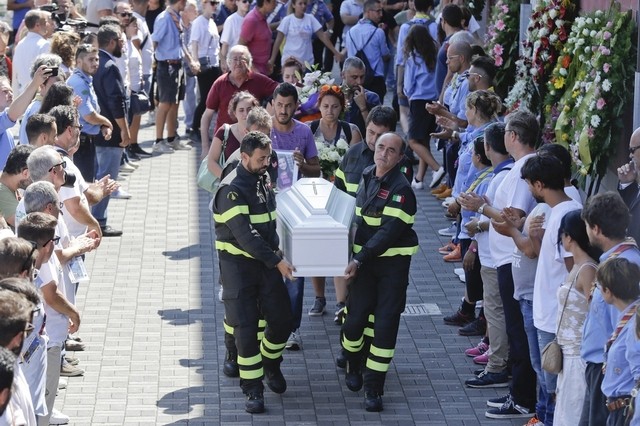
[0,0,639,423]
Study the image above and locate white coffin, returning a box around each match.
[276,178,356,277]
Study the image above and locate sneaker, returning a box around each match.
[411,178,424,189]
[334,302,346,325]
[442,197,456,208]
[454,267,464,276]
[100,225,123,237]
[308,297,326,316]
[438,242,457,255]
[285,329,302,350]
[473,353,489,365]
[430,183,448,195]
[57,377,68,390]
[218,285,223,302]
[336,349,347,369]
[64,339,85,351]
[459,316,487,336]
[170,139,192,151]
[124,156,140,167]
[457,271,466,283]
[64,355,79,366]
[487,394,510,408]
[438,223,457,237]
[245,391,265,414]
[443,245,462,262]
[60,361,85,377]
[128,144,152,157]
[119,162,136,173]
[465,338,489,357]
[152,141,175,154]
[111,189,132,200]
[429,167,446,188]
[364,391,383,412]
[485,395,533,419]
[523,416,544,426]
[443,309,474,326]
[465,370,509,388]
[49,408,70,425]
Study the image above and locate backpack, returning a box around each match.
[348,26,377,86]
[310,119,353,144]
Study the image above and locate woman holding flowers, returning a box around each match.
[309,85,362,147]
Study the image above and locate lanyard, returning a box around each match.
[465,167,493,193]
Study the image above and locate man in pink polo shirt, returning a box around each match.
[238,0,277,75]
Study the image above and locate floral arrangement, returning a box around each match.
[504,0,576,114]
[542,12,603,144]
[296,68,336,114]
[552,4,634,186]
[315,138,349,179]
[484,0,520,99]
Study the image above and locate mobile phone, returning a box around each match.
[47,67,59,77]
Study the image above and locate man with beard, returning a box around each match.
[0,145,34,230]
[341,57,381,137]
[91,25,130,237]
[617,127,640,244]
[213,131,294,414]
[0,290,36,426]
[269,82,319,351]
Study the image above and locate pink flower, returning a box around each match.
[606,21,613,28]
[603,31,612,40]
[495,19,506,31]
[493,44,504,57]
[501,4,509,13]
[596,98,606,110]
[603,63,611,73]
[587,127,594,138]
[495,55,503,67]
[599,46,611,56]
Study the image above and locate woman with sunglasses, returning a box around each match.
[206,91,259,178]
[308,85,361,147]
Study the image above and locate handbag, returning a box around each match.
[197,124,230,193]
[130,90,151,115]
[541,263,593,374]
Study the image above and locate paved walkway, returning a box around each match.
[53,114,525,425]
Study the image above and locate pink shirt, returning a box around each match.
[240,8,272,74]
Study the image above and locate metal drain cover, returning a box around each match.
[402,303,441,316]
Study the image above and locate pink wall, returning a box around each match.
[579,0,637,12]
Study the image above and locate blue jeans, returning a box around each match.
[285,277,304,330]
[537,329,557,426]
[520,299,548,423]
[91,146,123,226]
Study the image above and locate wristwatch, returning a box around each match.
[353,259,361,269]
[477,203,488,215]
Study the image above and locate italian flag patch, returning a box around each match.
[392,194,405,203]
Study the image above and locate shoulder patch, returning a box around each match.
[227,191,238,201]
[392,194,405,203]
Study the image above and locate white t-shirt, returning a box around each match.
[190,15,220,65]
[277,14,322,66]
[37,255,68,347]
[134,11,154,76]
[220,12,244,48]
[127,39,143,92]
[489,153,537,267]
[19,301,48,417]
[0,366,36,426]
[58,155,90,238]
[533,198,583,333]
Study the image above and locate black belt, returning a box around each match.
[158,59,181,65]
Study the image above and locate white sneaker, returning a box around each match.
[457,271,466,283]
[119,163,136,173]
[49,408,70,425]
[57,377,68,390]
[429,167,446,188]
[438,223,457,237]
[442,197,456,208]
[152,141,175,154]
[454,267,464,275]
[285,329,302,351]
[124,158,140,168]
[411,178,424,190]
[111,189,132,200]
[170,139,192,151]
[218,285,223,302]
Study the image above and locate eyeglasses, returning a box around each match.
[118,12,133,17]
[48,160,66,172]
[239,0,249,3]
[209,0,220,4]
[630,145,640,155]
[20,240,38,276]
[320,84,341,94]
[45,236,61,246]
[229,56,248,63]
[72,124,83,131]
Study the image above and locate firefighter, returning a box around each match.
[212,131,294,414]
[341,132,419,412]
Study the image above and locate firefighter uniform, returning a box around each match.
[341,162,419,398]
[213,163,293,396]
[334,141,413,197]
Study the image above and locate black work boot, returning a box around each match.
[223,351,239,377]
[336,348,347,369]
[345,359,363,392]
[364,390,383,412]
[245,390,264,413]
[264,363,287,394]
